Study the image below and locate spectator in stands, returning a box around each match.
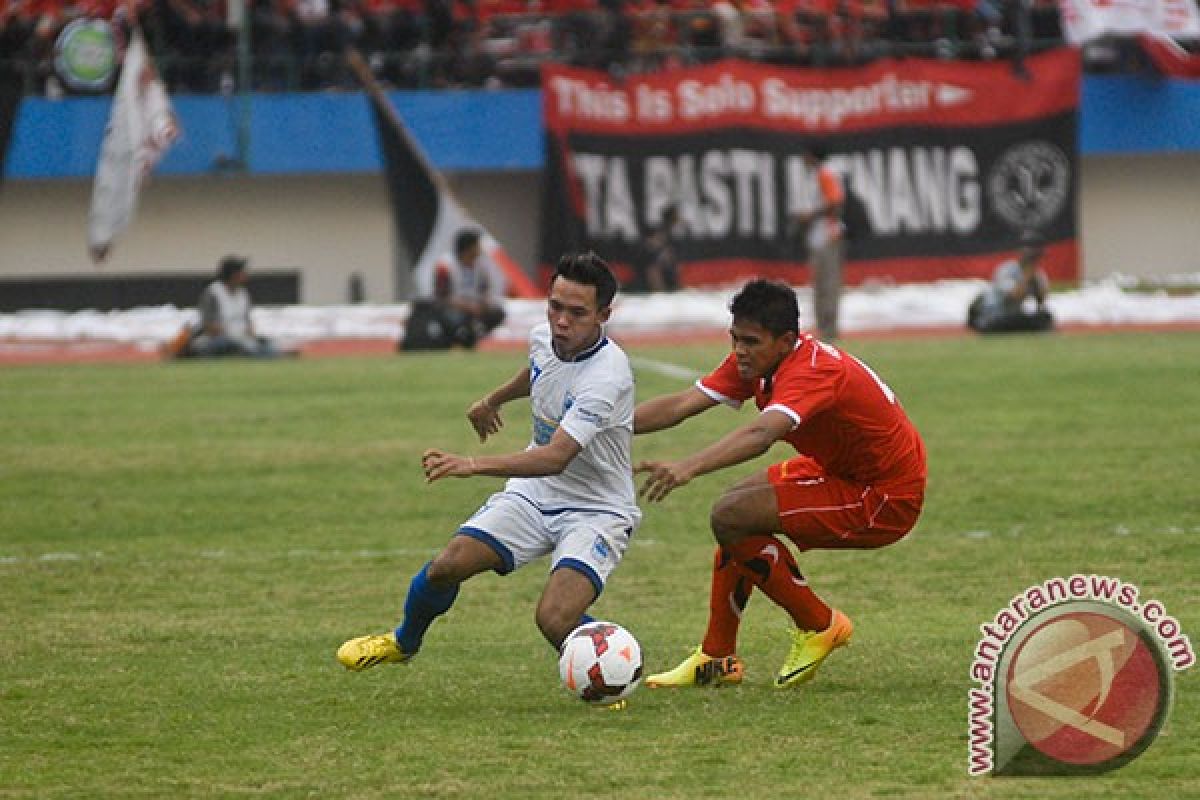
[967,230,1055,333]
[710,0,746,56]
[630,0,681,72]
[184,255,286,357]
[681,0,722,62]
[292,0,359,88]
[157,0,235,92]
[404,228,507,350]
[359,0,423,85]
[791,144,846,341]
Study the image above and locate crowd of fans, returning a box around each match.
[2,0,1076,95]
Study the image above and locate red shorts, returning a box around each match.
[768,455,924,551]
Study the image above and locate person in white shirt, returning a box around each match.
[338,252,641,676]
[187,256,281,358]
[968,231,1055,333]
[405,229,507,350]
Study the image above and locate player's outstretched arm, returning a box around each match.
[633,386,717,435]
[423,427,582,483]
[467,367,531,442]
[636,410,793,502]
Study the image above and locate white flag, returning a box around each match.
[1058,0,1200,45]
[87,28,180,262]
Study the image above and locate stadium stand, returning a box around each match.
[0,0,1112,95]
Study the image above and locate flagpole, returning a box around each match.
[345,48,452,196]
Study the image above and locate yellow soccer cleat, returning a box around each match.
[596,699,629,712]
[645,646,744,688]
[336,632,413,672]
[775,609,854,689]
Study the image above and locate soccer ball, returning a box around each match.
[559,621,643,704]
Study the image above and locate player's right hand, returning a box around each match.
[634,460,691,503]
[467,399,502,442]
[422,449,475,482]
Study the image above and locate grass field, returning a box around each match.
[2,332,1198,798]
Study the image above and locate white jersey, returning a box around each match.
[413,250,507,302]
[199,280,252,339]
[505,322,640,524]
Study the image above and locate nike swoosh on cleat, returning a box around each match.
[776,663,817,684]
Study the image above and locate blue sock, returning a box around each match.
[577,612,595,628]
[394,562,459,655]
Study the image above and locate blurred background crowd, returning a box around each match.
[4,0,1164,96]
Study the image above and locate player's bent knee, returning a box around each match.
[427,550,485,587]
[427,535,504,586]
[710,498,753,546]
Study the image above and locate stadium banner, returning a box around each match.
[88,28,180,262]
[1057,0,1200,45]
[348,50,538,300]
[540,50,1081,288]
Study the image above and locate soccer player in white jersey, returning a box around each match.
[338,252,640,671]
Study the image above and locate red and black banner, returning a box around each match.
[540,50,1081,287]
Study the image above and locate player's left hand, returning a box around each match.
[422,449,476,482]
[634,460,691,503]
[467,399,502,442]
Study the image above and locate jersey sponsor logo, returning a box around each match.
[533,414,559,445]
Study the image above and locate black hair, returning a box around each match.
[729,279,799,337]
[454,229,482,257]
[218,255,248,282]
[553,251,618,310]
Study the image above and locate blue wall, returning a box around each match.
[1080,76,1200,154]
[6,77,1198,180]
[6,89,543,178]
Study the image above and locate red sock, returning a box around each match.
[726,535,832,631]
[701,546,753,657]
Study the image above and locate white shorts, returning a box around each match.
[457,491,637,598]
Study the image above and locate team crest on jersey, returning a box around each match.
[591,535,611,562]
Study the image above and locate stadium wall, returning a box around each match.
[2,77,1198,304]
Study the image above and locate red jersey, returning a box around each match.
[698,335,926,493]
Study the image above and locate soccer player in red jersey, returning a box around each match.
[634,279,926,688]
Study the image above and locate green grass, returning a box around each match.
[1,333,1198,798]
